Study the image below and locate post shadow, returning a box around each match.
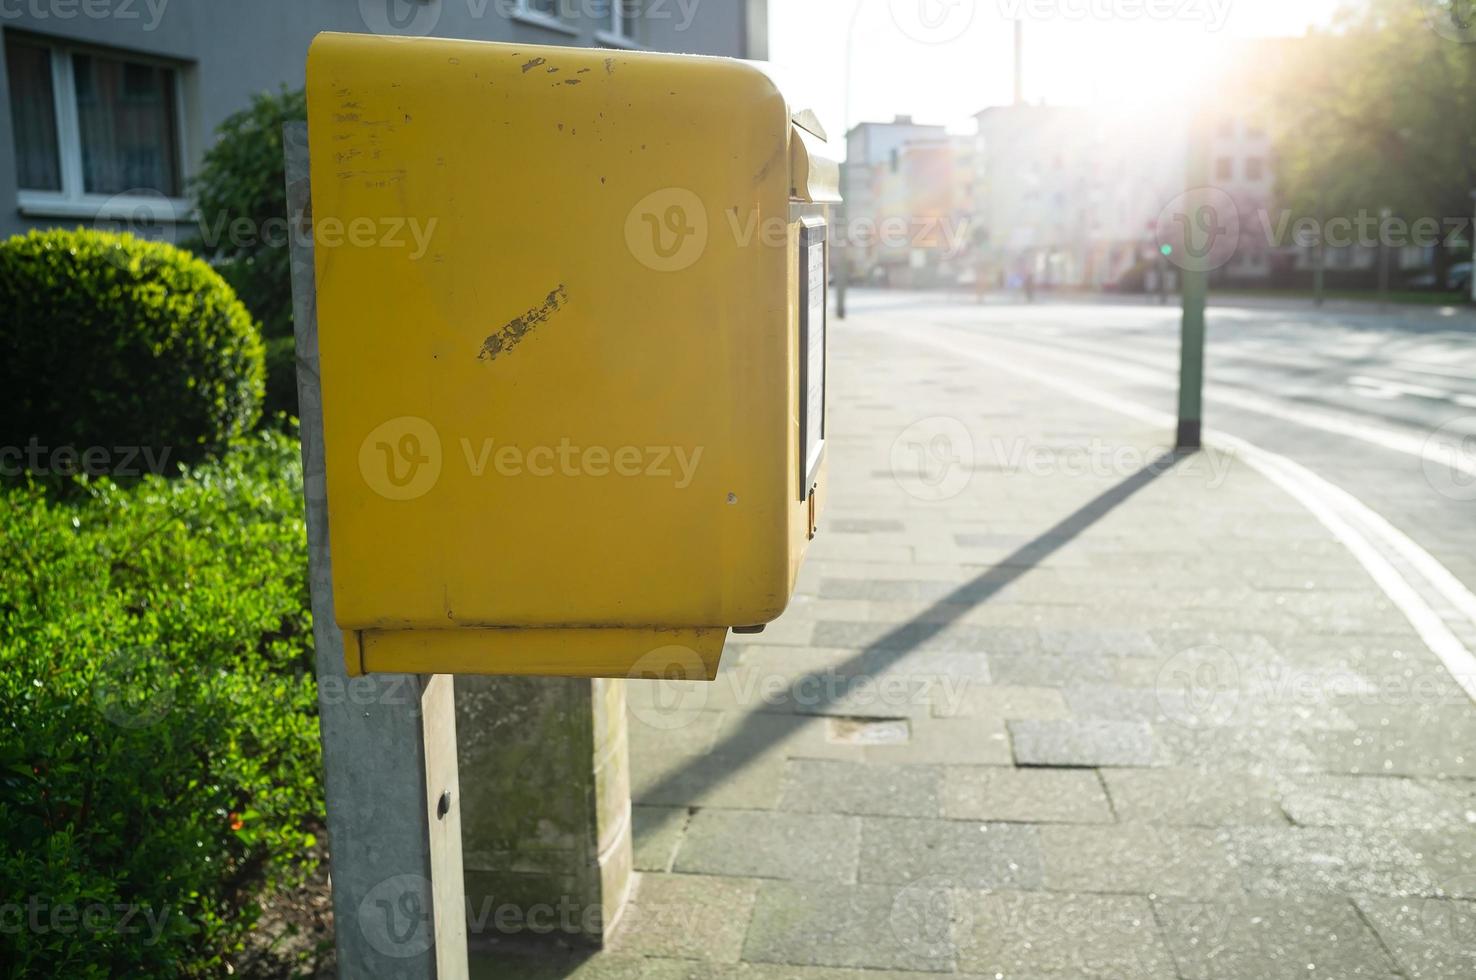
[635,451,1191,808]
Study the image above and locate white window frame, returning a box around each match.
[12,36,191,223]
[511,0,579,36]
[596,0,643,48]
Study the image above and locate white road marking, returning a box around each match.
[961,327,1476,481]
[881,320,1476,705]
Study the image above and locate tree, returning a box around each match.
[185,88,308,418]
[1268,0,1476,286]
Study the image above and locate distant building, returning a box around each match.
[842,115,945,283]
[0,1,768,240]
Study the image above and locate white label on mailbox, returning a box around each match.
[799,218,826,497]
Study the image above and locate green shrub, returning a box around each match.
[0,428,321,977]
[0,229,265,476]
[186,87,306,420]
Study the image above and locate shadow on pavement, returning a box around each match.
[635,451,1192,810]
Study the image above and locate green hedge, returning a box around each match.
[0,229,265,477]
[0,429,320,977]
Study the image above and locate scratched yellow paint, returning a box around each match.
[305,32,838,679]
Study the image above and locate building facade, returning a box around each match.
[0,0,767,239]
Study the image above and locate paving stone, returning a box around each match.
[828,518,907,534]
[631,749,786,810]
[988,651,1119,687]
[1039,824,1243,899]
[1398,828,1476,898]
[741,880,956,973]
[811,621,1040,656]
[673,809,859,884]
[1355,895,1476,979]
[1102,768,1288,826]
[632,805,688,873]
[858,817,1042,889]
[1009,718,1163,767]
[709,712,865,763]
[941,766,1114,824]
[862,716,1013,766]
[1037,626,1160,657]
[607,872,759,962]
[1275,774,1475,830]
[779,759,942,818]
[1297,727,1476,779]
[931,683,1068,721]
[470,952,715,980]
[1220,826,1440,898]
[1154,897,1403,979]
[951,890,1177,978]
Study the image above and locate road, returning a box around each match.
[844,289,1476,630]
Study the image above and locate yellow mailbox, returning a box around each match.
[305,33,839,680]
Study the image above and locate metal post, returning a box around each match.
[1176,113,1209,451]
[285,122,469,980]
[836,159,848,320]
[1313,240,1326,308]
[1378,206,1392,311]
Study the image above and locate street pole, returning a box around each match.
[1176,111,1209,451]
[1469,190,1475,304]
[1378,206,1392,311]
[836,160,848,320]
[1312,193,1325,308]
[834,0,863,322]
[285,122,469,980]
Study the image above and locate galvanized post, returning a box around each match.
[835,159,848,320]
[285,121,469,980]
[1176,112,1209,451]
[1378,206,1392,311]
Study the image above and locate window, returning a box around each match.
[1245,157,1265,181]
[591,0,641,43]
[1216,157,1234,181]
[5,33,187,218]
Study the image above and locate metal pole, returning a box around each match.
[1378,206,1391,311]
[1469,190,1475,304]
[835,0,863,322]
[1176,111,1209,451]
[285,122,469,980]
[836,159,848,320]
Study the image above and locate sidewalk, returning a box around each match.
[503,306,1476,978]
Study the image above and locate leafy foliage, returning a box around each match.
[185,87,307,419]
[0,430,321,977]
[1267,0,1476,276]
[0,229,265,476]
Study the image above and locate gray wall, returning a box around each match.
[0,0,765,238]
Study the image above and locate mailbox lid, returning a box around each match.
[307,34,810,632]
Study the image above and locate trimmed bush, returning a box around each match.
[0,429,320,977]
[186,87,306,419]
[0,228,265,475]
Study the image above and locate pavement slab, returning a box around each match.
[581,305,1476,976]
